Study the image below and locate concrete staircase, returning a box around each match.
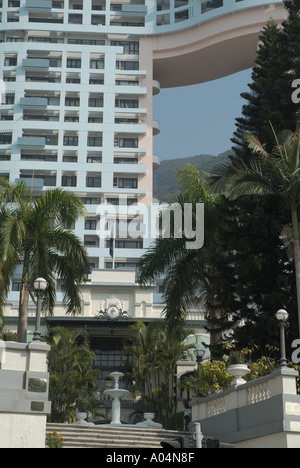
[46,423,194,449]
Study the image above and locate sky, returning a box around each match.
[153,68,253,161]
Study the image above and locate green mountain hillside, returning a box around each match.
[153,150,232,203]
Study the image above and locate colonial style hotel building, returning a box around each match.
[0,0,285,370]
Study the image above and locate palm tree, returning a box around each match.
[211,126,300,337]
[124,321,193,429]
[0,178,90,342]
[138,166,228,358]
[46,327,100,423]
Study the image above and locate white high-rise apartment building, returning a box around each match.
[0,0,162,278]
[0,0,285,302]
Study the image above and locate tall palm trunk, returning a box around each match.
[209,307,223,360]
[18,283,30,343]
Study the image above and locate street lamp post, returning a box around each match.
[275,309,289,368]
[194,349,205,397]
[33,278,48,342]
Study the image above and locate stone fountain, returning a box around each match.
[104,372,130,426]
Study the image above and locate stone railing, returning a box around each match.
[0,341,51,448]
[190,367,300,448]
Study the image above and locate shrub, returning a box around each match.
[0,330,19,342]
[46,431,64,449]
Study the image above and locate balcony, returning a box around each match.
[25,0,52,11]
[153,155,161,170]
[121,5,147,15]
[152,120,161,136]
[153,80,161,96]
[15,178,44,191]
[22,59,50,71]
[20,97,48,109]
[18,137,46,149]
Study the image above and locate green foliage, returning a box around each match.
[46,431,64,449]
[46,327,101,424]
[212,127,300,342]
[247,356,278,381]
[227,351,247,365]
[153,151,231,203]
[232,20,297,159]
[124,321,193,429]
[0,178,89,342]
[181,361,232,398]
[181,345,284,399]
[138,166,230,358]
[0,330,19,342]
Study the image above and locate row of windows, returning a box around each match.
[1,111,141,125]
[4,71,139,86]
[17,175,138,189]
[0,12,145,27]
[1,35,139,52]
[0,152,142,168]
[0,132,140,149]
[4,55,139,70]
[1,92,139,110]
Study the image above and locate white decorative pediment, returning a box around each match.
[96,297,129,320]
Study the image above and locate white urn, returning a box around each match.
[227,364,250,387]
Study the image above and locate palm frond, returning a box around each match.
[32,188,87,229]
[211,156,276,200]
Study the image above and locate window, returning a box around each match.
[0,153,11,161]
[0,133,12,145]
[87,155,102,163]
[90,60,104,70]
[91,337,133,370]
[64,115,79,122]
[116,61,139,71]
[68,14,82,24]
[175,9,189,22]
[86,176,101,188]
[43,175,57,186]
[111,41,139,55]
[62,175,77,187]
[12,281,22,292]
[4,55,17,67]
[0,112,14,121]
[65,97,80,106]
[106,240,143,249]
[89,97,103,108]
[115,99,138,109]
[115,138,138,148]
[85,219,97,230]
[114,178,138,189]
[67,58,81,68]
[66,76,80,84]
[3,94,15,105]
[63,154,78,162]
[88,136,102,147]
[63,135,78,146]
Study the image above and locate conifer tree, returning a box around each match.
[232,20,297,159]
[213,4,300,351]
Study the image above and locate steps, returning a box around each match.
[46,423,194,449]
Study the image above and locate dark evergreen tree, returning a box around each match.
[283,0,300,73]
[232,20,297,159]
[217,7,300,354]
[216,197,297,355]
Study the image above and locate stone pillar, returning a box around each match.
[0,341,51,448]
